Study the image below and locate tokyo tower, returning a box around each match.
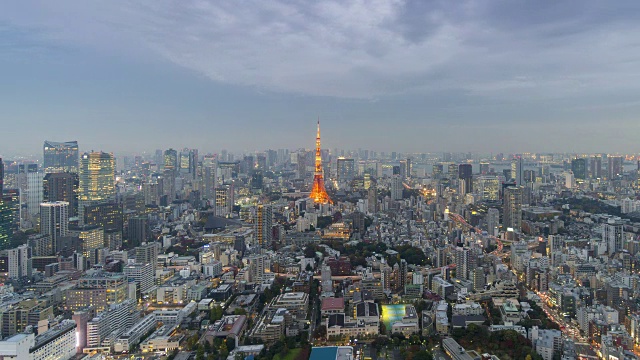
[310,120,332,204]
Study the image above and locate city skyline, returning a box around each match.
[2,1,640,155]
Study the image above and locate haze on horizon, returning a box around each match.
[1,0,640,156]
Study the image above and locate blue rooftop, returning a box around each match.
[310,347,338,360]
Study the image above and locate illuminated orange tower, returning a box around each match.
[310,120,332,204]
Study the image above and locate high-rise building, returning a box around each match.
[486,208,500,236]
[603,219,624,255]
[17,164,43,226]
[69,225,105,264]
[40,201,69,255]
[214,185,233,217]
[571,158,587,180]
[309,121,331,204]
[503,186,522,231]
[43,172,78,216]
[511,156,523,185]
[390,175,403,201]
[254,204,273,247]
[247,254,267,283]
[128,216,149,248]
[590,156,602,179]
[203,155,217,199]
[608,156,623,179]
[8,244,32,279]
[180,148,198,179]
[0,157,4,196]
[135,242,160,271]
[432,164,444,178]
[435,246,447,268]
[85,299,138,349]
[399,259,408,294]
[479,162,490,175]
[83,202,122,235]
[399,158,411,179]
[123,262,154,295]
[458,164,473,195]
[336,158,355,184]
[163,149,178,174]
[454,246,475,280]
[0,201,12,251]
[477,175,500,201]
[78,152,115,221]
[43,140,79,173]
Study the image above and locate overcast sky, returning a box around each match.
[1,0,640,157]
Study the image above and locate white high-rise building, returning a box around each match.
[86,299,137,348]
[215,185,234,217]
[247,254,267,283]
[603,219,624,255]
[565,171,575,189]
[390,175,403,201]
[40,201,69,255]
[123,262,154,295]
[8,244,32,279]
[17,164,44,228]
[486,208,500,237]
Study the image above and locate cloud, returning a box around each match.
[2,0,640,101]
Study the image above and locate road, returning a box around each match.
[433,349,451,360]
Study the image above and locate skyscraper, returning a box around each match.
[455,246,475,280]
[590,156,602,179]
[40,201,69,255]
[43,140,79,173]
[399,158,411,179]
[336,158,355,184]
[511,156,523,185]
[78,152,115,222]
[254,204,272,247]
[571,158,587,180]
[7,244,32,279]
[486,208,500,236]
[0,157,4,196]
[503,186,522,231]
[135,241,160,270]
[608,156,623,180]
[179,148,198,179]
[17,164,43,227]
[477,176,500,201]
[163,149,178,174]
[78,152,115,203]
[43,172,78,217]
[128,216,149,248]
[214,185,234,217]
[309,121,331,204]
[202,155,217,199]
[458,164,473,195]
[390,175,403,201]
[603,219,624,255]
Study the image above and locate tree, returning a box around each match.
[306,263,314,272]
[210,305,224,322]
[413,350,433,360]
[234,308,247,316]
[196,345,205,360]
[304,246,317,258]
[313,325,327,339]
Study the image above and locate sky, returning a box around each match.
[1,0,640,157]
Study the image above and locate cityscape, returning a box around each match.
[3,2,640,360]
